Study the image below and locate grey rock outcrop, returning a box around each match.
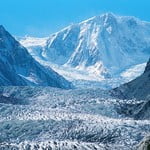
[112,59,150,100]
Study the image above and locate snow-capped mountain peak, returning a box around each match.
[20,13,150,88]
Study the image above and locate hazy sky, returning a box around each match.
[0,0,149,37]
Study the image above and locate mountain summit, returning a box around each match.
[0,25,72,89]
[20,13,150,80]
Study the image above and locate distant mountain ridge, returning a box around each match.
[0,25,72,89]
[20,13,150,80]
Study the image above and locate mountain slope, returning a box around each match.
[137,135,150,150]
[0,25,72,89]
[112,58,150,100]
[20,13,150,80]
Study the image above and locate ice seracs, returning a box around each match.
[0,86,150,150]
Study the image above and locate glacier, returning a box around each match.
[0,13,150,150]
[0,86,150,150]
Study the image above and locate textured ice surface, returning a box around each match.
[0,87,149,150]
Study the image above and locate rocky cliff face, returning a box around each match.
[0,25,72,89]
[111,59,150,120]
[144,59,150,73]
[112,59,150,100]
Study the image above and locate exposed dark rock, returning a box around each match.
[112,59,150,100]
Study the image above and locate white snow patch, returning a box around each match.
[121,63,146,81]
[19,74,38,84]
[20,36,48,47]
[106,26,113,34]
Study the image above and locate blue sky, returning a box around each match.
[0,0,150,37]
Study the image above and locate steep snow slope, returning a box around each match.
[0,86,150,150]
[20,13,150,88]
[19,36,48,60]
[0,25,72,89]
[48,13,150,72]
